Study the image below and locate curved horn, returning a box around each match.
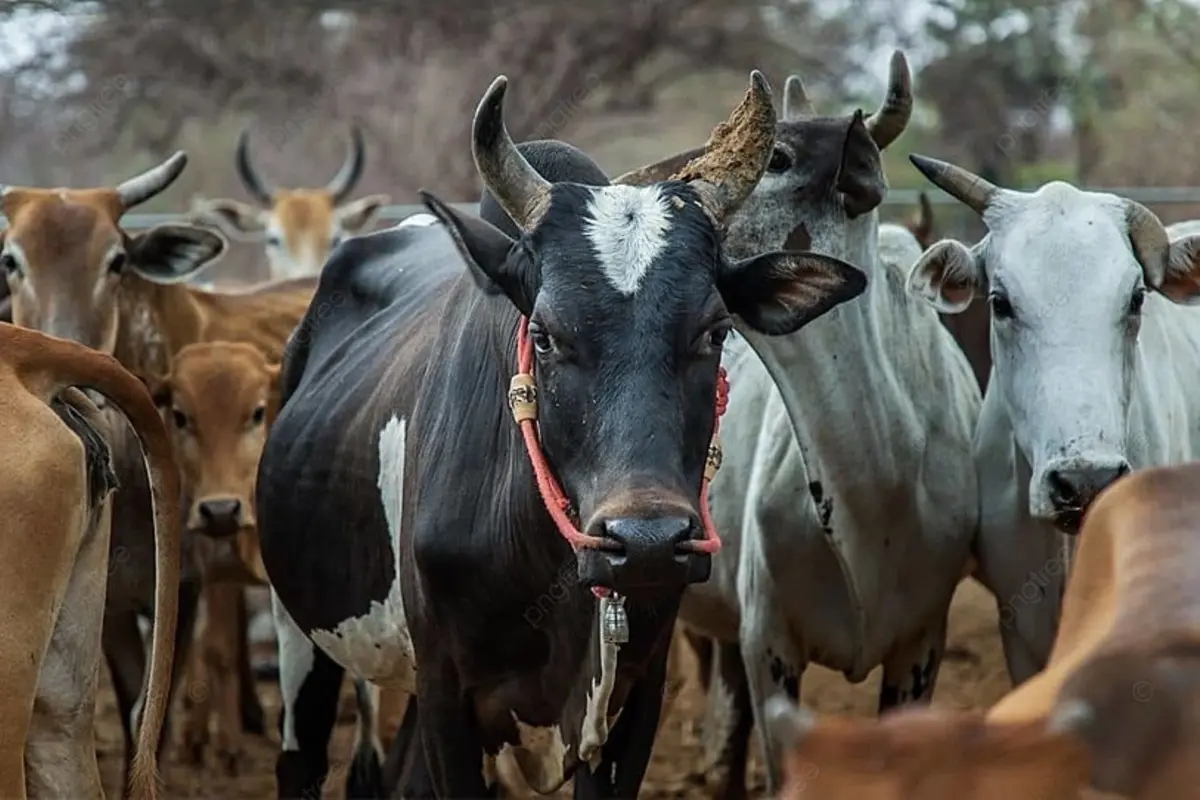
[782,75,815,121]
[909,154,1002,217]
[1126,199,1170,279]
[235,128,275,206]
[116,151,188,211]
[471,76,553,232]
[667,70,777,226]
[765,695,816,750]
[866,51,913,151]
[326,125,365,205]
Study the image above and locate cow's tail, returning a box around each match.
[8,324,180,800]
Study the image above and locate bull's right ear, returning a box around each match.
[906,239,985,314]
[419,190,536,316]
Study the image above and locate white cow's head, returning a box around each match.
[905,154,1200,532]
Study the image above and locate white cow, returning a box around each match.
[614,53,982,795]
[905,153,1200,685]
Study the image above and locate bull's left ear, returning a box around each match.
[337,194,390,232]
[138,373,171,409]
[718,251,867,335]
[128,224,227,284]
[1156,235,1200,305]
[420,190,536,315]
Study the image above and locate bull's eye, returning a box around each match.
[107,251,127,274]
[171,409,188,430]
[767,148,792,173]
[529,327,553,355]
[267,234,283,249]
[989,292,1014,320]
[251,405,266,425]
[708,326,730,350]
[1128,288,1146,316]
[0,252,19,276]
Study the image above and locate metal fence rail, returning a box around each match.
[5,187,1200,230]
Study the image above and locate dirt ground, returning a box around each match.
[94,579,1012,798]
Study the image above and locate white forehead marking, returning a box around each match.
[583,185,672,295]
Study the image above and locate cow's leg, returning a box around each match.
[740,609,805,795]
[272,589,346,800]
[385,695,437,799]
[416,663,494,798]
[180,614,212,765]
[347,679,385,798]
[700,641,753,800]
[202,581,247,774]
[573,647,670,799]
[878,612,949,713]
[236,588,267,736]
[25,506,110,799]
[101,608,148,782]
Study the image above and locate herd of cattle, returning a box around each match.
[2,46,1199,800]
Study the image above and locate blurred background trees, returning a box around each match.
[0,0,1198,277]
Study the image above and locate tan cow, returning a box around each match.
[767,462,1200,799]
[191,127,390,281]
[144,341,279,773]
[0,151,316,787]
[0,322,179,800]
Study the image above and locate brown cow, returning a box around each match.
[768,461,1200,799]
[905,190,936,249]
[0,151,316,787]
[0,322,179,800]
[145,341,279,774]
[190,126,390,281]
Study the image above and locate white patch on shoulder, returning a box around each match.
[397,213,439,229]
[498,713,568,793]
[309,414,417,692]
[584,185,672,295]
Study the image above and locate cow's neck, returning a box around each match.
[115,278,204,378]
[735,212,885,447]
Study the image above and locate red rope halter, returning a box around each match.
[507,316,727,597]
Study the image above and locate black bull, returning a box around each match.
[255,81,866,797]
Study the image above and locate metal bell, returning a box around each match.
[601,593,629,645]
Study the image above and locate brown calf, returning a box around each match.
[191,127,390,281]
[0,322,179,799]
[146,341,279,774]
[0,151,316,786]
[768,462,1200,799]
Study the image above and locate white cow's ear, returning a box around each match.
[906,239,983,314]
[1157,235,1200,305]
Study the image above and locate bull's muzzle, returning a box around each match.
[577,515,711,594]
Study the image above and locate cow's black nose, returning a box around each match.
[198,498,243,537]
[577,516,700,593]
[1047,463,1131,513]
[601,516,693,556]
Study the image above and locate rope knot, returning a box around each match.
[508,373,538,423]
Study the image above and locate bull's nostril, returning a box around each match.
[1047,470,1079,508]
[599,516,694,553]
[198,498,242,525]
